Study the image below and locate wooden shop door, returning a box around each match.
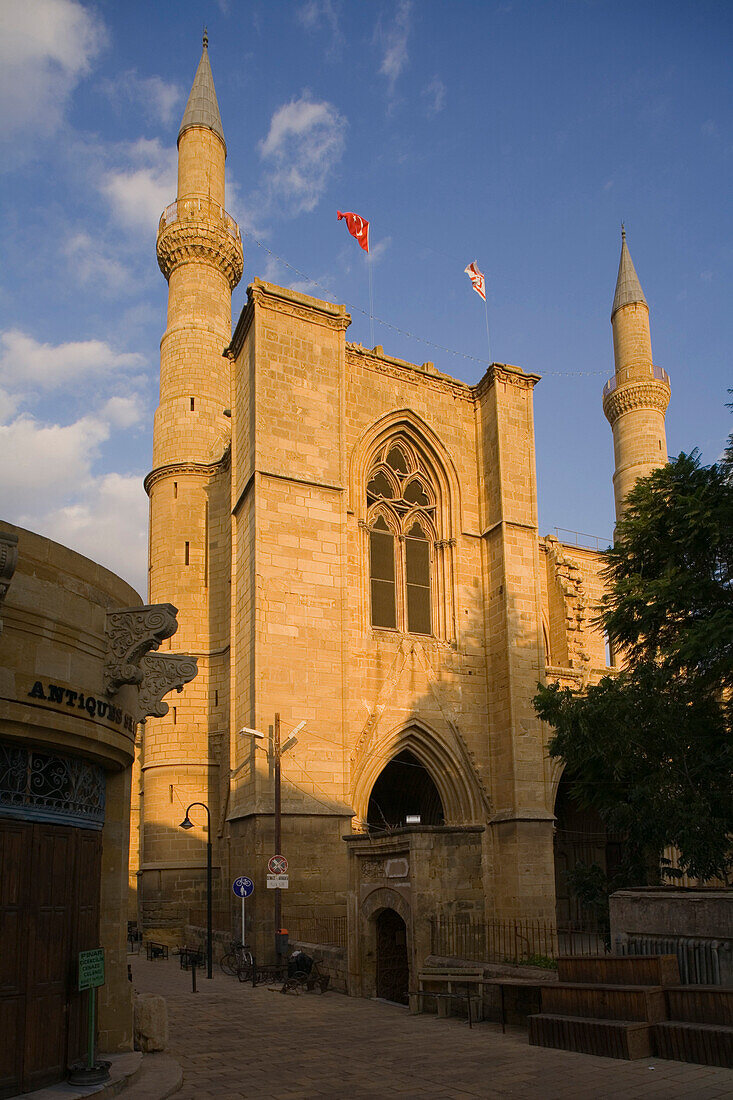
[0,818,102,1099]
[375,908,409,1005]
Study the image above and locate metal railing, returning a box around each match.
[553,528,611,552]
[286,915,347,948]
[430,916,610,964]
[159,198,241,240]
[603,364,670,398]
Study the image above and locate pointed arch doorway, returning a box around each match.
[375,908,409,1004]
[366,749,444,830]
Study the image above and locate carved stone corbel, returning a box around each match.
[0,531,19,634]
[134,653,198,721]
[104,603,179,695]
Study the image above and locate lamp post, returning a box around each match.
[179,801,212,979]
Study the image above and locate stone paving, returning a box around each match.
[132,956,733,1099]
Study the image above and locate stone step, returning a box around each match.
[652,1021,733,1069]
[529,1013,652,1060]
[665,985,733,1026]
[541,982,666,1022]
[557,953,679,987]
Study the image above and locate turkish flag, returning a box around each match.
[337,210,369,252]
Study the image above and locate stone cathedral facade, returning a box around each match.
[132,40,671,994]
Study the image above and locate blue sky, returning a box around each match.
[1,0,730,597]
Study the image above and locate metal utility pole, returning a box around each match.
[274,711,282,954]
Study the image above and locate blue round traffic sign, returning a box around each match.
[232,876,254,898]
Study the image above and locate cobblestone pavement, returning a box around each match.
[132,956,733,1099]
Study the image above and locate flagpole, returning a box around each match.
[368,250,375,348]
[484,298,491,366]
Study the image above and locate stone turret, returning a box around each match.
[603,227,670,522]
[138,34,240,929]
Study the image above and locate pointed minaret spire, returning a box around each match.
[611,223,647,318]
[178,31,226,151]
[604,227,670,523]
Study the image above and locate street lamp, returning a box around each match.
[241,714,305,960]
[179,801,213,979]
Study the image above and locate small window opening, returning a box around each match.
[184,541,190,565]
[404,479,430,505]
[405,521,431,635]
[367,470,394,501]
[173,481,178,499]
[215,690,219,706]
[605,632,616,668]
[169,785,174,803]
[370,516,397,629]
[386,446,409,474]
[172,707,177,725]
[190,397,195,411]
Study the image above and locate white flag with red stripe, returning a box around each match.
[464,261,486,301]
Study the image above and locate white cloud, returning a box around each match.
[0,330,144,391]
[64,232,135,292]
[297,1,343,55]
[38,473,148,597]
[0,388,20,421]
[101,138,177,232]
[379,0,412,94]
[259,94,346,215]
[101,70,183,127]
[0,413,109,512]
[100,394,146,429]
[0,0,106,143]
[0,409,148,594]
[369,236,391,263]
[422,77,446,117]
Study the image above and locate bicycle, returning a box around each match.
[220,941,254,980]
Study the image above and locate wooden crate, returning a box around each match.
[529,1014,652,1060]
[652,1021,733,1068]
[541,983,666,1022]
[665,986,733,1026]
[557,954,680,987]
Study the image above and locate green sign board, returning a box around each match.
[78,948,105,991]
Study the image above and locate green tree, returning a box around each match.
[535,450,733,885]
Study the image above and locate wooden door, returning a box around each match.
[0,820,29,1098]
[376,908,409,1005]
[0,818,102,1099]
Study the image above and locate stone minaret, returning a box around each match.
[139,34,242,926]
[603,227,671,522]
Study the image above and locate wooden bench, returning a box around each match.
[146,941,168,961]
[411,968,485,1022]
[179,946,204,970]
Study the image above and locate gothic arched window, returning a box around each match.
[366,440,438,636]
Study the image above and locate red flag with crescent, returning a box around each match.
[337,210,369,252]
[464,260,486,301]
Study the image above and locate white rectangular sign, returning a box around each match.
[267,873,289,889]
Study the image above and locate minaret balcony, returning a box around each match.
[159,198,241,240]
[156,198,243,289]
[602,364,670,398]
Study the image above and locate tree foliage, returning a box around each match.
[535,449,733,885]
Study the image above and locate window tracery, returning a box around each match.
[366,439,441,636]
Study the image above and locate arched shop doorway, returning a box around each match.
[375,908,409,1004]
[367,749,444,830]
